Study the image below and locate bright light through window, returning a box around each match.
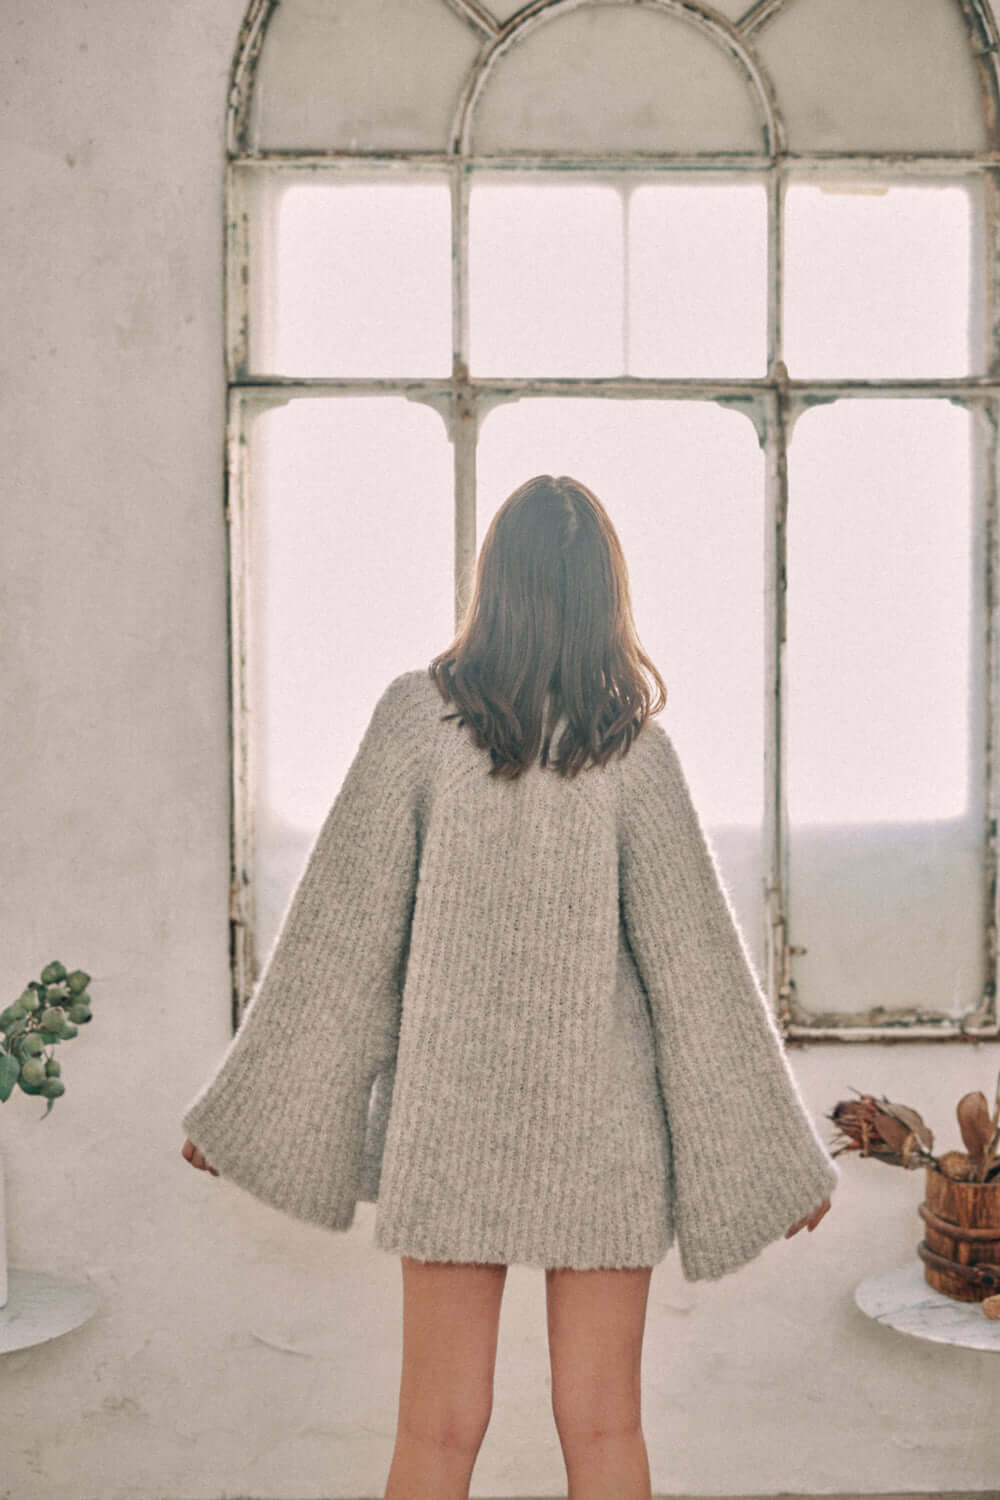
[469,181,624,375]
[783,182,974,378]
[785,399,973,823]
[249,396,453,956]
[269,181,452,376]
[247,175,984,1016]
[468,176,768,377]
[629,181,768,376]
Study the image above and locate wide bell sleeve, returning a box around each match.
[181,673,423,1232]
[618,720,840,1283]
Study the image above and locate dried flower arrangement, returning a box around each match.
[828,1070,1000,1315]
[827,1071,1000,1183]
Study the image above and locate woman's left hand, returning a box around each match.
[181,1136,219,1176]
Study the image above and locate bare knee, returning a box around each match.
[398,1394,493,1456]
[546,1264,650,1448]
[395,1256,506,1456]
[550,1331,644,1445]
[551,1385,643,1449]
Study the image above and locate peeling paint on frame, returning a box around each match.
[224,0,1000,1042]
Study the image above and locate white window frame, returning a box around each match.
[224,0,1000,1043]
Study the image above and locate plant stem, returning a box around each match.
[978,1121,1000,1183]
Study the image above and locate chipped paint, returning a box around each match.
[980,393,1000,1038]
[955,0,1000,143]
[232,150,1000,171]
[225,393,257,1030]
[224,167,250,379]
[228,374,1000,399]
[227,0,279,157]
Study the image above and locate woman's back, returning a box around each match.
[183,661,838,1280]
[368,667,670,1271]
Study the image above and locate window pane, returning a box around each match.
[755,0,988,154]
[469,181,623,376]
[254,181,452,377]
[471,5,761,155]
[783,182,975,378]
[249,397,453,956]
[786,400,983,1022]
[629,182,768,377]
[477,398,767,974]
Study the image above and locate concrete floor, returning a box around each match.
[319,1492,1000,1500]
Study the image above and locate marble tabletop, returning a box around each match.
[855,1260,1000,1351]
[0,1268,99,1354]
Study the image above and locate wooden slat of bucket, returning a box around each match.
[919,1201,1000,1240]
[922,1166,1000,1302]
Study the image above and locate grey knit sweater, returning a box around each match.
[182,667,840,1279]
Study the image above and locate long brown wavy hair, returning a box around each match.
[428,474,667,780]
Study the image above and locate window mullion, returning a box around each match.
[453,159,476,628]
[985,399,1000,1027]
[453,386,478,632]
[227,389,257,1028]
[621,181,631,374]
[453,160,470,375]
[763,381,790,1029]
[767,160,783,374]
[226,164,251,381]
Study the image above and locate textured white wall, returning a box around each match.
[1,2,999,1497]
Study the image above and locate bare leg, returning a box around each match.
[546,1263,654,1500]
[383,1255,508,1500]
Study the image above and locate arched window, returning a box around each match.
[225,0,1000,1043]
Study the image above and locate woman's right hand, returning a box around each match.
[784,1197,831,1238]
[181,1136,219,1176]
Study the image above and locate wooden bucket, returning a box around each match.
[917,1167,1000,1301]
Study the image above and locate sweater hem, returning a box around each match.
[371,1215,675,1272]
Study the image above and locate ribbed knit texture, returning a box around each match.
[182,667,840,1279]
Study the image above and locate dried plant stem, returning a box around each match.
[979,1126,1000,1182]
[976,1067,1000,1183]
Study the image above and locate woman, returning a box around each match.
[181,473,836,1500]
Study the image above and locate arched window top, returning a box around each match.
[461,5,771,156]
[233,0,1000,157]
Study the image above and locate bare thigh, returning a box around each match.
[545,1265,653,1440]
[396,1256,509,1448]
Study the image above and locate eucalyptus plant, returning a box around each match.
[0,961,93,1117]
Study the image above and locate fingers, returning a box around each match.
[181,1137,219,1176]
[809,1197,831,1230]
[785,1197,831,1238]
